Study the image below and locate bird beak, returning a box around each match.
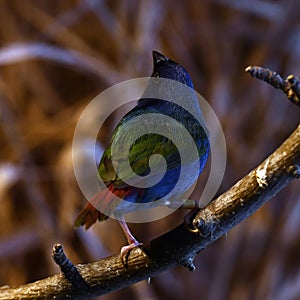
[152,51,168,64]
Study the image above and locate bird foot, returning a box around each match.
[184,201,200,232]
[120,240,142,265]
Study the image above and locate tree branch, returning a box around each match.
[1,69,299,300]
[245,65,300,107]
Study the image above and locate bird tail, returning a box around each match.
[75,189,110,230]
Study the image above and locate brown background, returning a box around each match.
[0,1,299,299]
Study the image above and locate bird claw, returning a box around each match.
[120,241,142,265]
[184,201,200,233]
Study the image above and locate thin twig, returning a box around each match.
[245,66,300,107]
[52,244,89,289]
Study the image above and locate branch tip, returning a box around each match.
[245,65,252,73]
[245,66,283,88]
[52,243,88,288]
[246,66,300,107]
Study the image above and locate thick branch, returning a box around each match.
[0,123,299,300]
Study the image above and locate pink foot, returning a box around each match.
[120,240,142,265]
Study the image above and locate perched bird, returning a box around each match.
[75,51,210,259]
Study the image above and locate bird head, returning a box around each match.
[151,51,194,89]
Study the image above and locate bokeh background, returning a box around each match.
[0,1,299,299]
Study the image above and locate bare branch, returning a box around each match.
[52,244,89,289]
[245,66,300,107]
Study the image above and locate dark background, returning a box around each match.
[0,1,299,299]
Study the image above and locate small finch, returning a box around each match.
[75,51,210,260]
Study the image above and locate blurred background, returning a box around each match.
[0,0,299,299]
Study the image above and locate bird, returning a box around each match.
[75,51,210,260]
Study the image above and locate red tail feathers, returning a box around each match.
[75,188,113,229]
[75,202,108,230]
